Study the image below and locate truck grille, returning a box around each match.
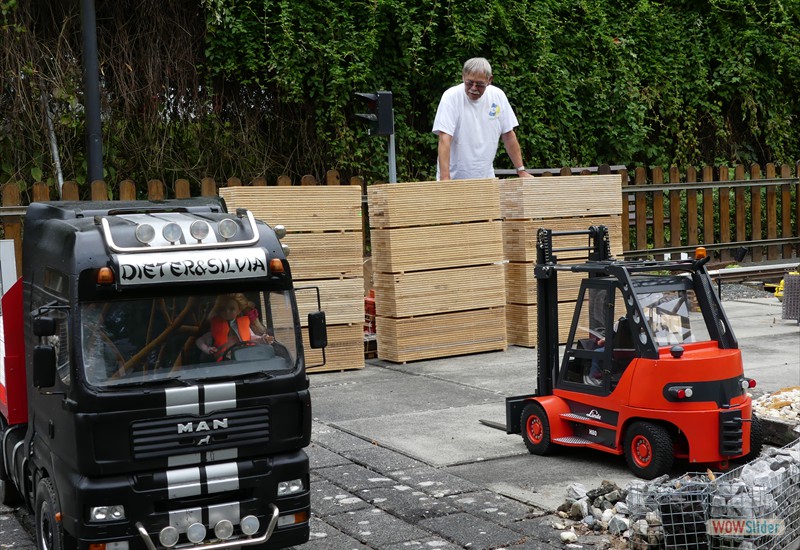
[131,407,269,460]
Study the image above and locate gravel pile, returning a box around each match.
[718,282,777,301]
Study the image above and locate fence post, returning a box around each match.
[633,167,647,253]
[734,165,746,253]
[718,166,731,262]
[276,175,291,186]
[200,177,216,196]
[31,182,50,202]
[90,180,108,201]
[781,164,793,259]
[175,179,190,198]
[750,163,763,262]
[702,166,715,254]
[669,166,682,250]
[765,163,778,260]
[251,177,267,187]
[326,170,341,185]
[120,180,136,200]
[686,166,698,247]
[62,181,80,200]
[651,167,665,258]
[796,161,800,258]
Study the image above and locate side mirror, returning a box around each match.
[33,345,57,388]
[307,311,328,349]
[33,316,56,337]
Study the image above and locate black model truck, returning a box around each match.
[505,226,762,479]
[0,198,327,550]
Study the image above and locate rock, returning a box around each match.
[608,515,629,536]
[567,482,588,500]
[614,501,629,515]
[560,530,578,543]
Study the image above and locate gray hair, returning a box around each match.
[462,58,492,78]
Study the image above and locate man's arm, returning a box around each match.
[437,132,452,181]
[501,130,533,178]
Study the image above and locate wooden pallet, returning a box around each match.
[283,232,363,280]
[376,307,506,363]
[368,179,500,229]
[305,324,365,373]
[505,264,585,305]
[500,175,623,220]
[371,221,503,274]
[374,264,505,318]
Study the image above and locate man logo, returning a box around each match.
[177,418,229,434]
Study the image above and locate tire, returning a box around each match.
[520,402,554,456]
[738,414,764,463]
[623,421,674,480]
[35,477,75,550]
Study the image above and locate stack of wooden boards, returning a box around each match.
[220,186,365,373]
[500,175,624,346]
[367,179,507,362]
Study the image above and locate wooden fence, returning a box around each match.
[1,162,798,277]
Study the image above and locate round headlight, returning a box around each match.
[240,515,260,536]
[190,220,211,241]
[218,219,238,239]
[109,505,125,520]
[159,526,179,548]
[274,224,286,239]
[214,519,234,540]
[186,522,207,544]
[135,224,156,244]
[281,243,290,257]
[162,222,183,243]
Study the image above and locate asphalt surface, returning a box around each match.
[3,296,799,549]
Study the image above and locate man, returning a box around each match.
[432,57,534,181]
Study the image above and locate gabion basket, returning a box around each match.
[628,474,714,550]
[707,440,800,550]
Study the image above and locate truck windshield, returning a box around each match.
[80,290,300,387]
[635,287,711,347]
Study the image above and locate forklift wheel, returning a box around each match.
[623,421,674,480]
[521,402,554,455]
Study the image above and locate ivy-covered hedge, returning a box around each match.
[1,0,798,190]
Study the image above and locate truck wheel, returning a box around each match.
[624,421,674,480]
[35,477,74,550]
[521,402,554,455]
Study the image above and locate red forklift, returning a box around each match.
[505,226,763,479]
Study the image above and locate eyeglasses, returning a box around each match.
[464,80,488,90]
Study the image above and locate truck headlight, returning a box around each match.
[89,505,126,522]
[277,478,304,496]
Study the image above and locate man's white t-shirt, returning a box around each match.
[432,84,519,180]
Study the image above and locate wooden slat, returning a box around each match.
[718,166,731,262]
[620,169,631,251]
[500,175,622,220]
[376,308,506,363]
[120,179,136,200]
[765,163,778,260]
[734,165,746,247]
[669,166,682,248]
[702,166,715,247]
[686,166,698,246]
[635,170,647,251]
[296,278,364,327]
[368,179,500,229]
[374,264,505,317]
[220,186,362,232]
[371,221,503,274]
[283,232,363,280]
[781,164,793,259]
[305,324,364,373]
[750,164,763,262]
[651,167,665,258]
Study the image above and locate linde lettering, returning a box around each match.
[121,256,266,281]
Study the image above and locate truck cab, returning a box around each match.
[0,198,326,549]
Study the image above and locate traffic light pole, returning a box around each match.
[388,133,397,183]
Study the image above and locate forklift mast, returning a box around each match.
[535,226,611,396]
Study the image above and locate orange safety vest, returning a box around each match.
[210,316,252,349]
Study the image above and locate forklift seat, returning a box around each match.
[611,317,635,373]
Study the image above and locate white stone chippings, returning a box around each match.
[560,530,578,543]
